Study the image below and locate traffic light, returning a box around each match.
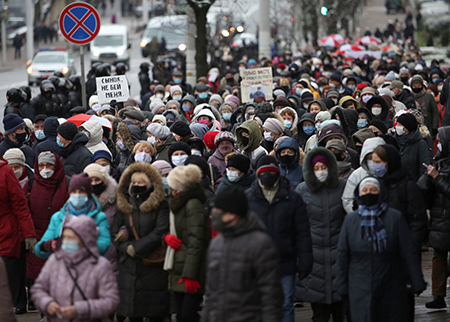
[320,6,328,16]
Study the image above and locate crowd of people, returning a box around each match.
[2,38,450,322]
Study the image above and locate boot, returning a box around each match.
[425,296,447,309]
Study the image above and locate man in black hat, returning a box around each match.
[203,186,284,322]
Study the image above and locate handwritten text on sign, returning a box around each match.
[96,75,130,104]
[239,67,273,103]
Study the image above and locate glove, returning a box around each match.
[25,237,37,253]
[127,244,136,257]
[298,270,311,280]
[179,278,200,293]
[164,234,181,250]
[40,239,57,253]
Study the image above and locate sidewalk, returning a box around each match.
[355,0,405,37]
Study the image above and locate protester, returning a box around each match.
[216,154,255,193]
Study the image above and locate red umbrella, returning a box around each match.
[356,36,382,46]
[318,34,349,47]
[65,114,92,127]
[332,44,365,56]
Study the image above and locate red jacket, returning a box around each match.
[0,158,35,258]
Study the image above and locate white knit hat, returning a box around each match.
[4,148,25,166]
[84,163,108,184]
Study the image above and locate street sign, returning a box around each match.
[59,2,100,45]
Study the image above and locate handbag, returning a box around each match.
[128,214,166,266]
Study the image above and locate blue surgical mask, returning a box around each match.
[117,141,126,151]
[102,138,108,145]
[303,125,315,135]
[61,240,80,254]
[81,131,90,140]
[57,136,64,148]
[284,120,292,129]
[35,129,45,140]
[199,92,208,100]
[174,78,182,84]
[182,104,191,112]
[222,112,232,121]
[315,123,322,132]
[348,85,356,91]
[295,88,302,96]
[357,119,368,129]
[162,177,169,191]
[373,163,388,177]
[69,193,89,208]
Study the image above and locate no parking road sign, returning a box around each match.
[59,2,100,45]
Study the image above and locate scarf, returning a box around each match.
[68,199,93,217]
[163,210,177,271]
[411,88,428,118]
[358,202,388,253]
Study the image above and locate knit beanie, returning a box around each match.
[84,163,108,184]
[147,123,171,140]
[263,118,284,135]
[312,155,328,167]
[168,142,191,159]
[3,114,25,135]
[225,95,240,110]
[166,100,180,110]
[209,94,224,105]
[256,156,281,176]
[152,115,167,126]
[152,160,173,176]
[37,151,56,165]
[150,99,166,115]
[154,85,165,93]
[58,122,78,140]
[330,70,342,82]
[227,154,250,174]
[203,131,219,149]
[214,130,235,145]
[273,97,291,110]
[91,150,112,163]
[397,113,418,133]
[69,172,92,196]
[167,164,202,192]
[325,139,346,153]
[171,121,192,137]
[4,148,25,166]
[212,186,248,217]
[170,85,182,96]
[359,177,381,196]
[89,95,98,107]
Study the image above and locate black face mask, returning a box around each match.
[279,155,296,165]
[211,210,234,232]
[92,182,106,196]
[42,91,53,99]
[412,87,423,94]
[259,173,279,188]
[241,136,249,146]
[333,152,345,162]
[226,78,234,84]
[15,132,27,144]
[166,121,174,128]
[400,76,409,84]
[132,185,148,195]
[360,193,379,207]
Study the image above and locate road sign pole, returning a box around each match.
[1,0,7,66]
[80,45,87,108]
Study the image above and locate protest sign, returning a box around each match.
[240,67,273,103]
[96,75,130,104]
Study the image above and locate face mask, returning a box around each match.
[117,141,126,151]
[182,104,191,112]
[132,185,148,194]
[162,177,169,191]
[264,132,274,142]
[222,113,232,121]
[303,125,314,135]
[174,78,182,84]
[357,119,368,128]
[198,120,209,125]
[172,154,188,166]
[437,142,442,152]
[361,72,367,77]
[81,131,90,140]
[218,144,233,156]
[173,95,182,101]
[148,136,158,145]
[135,152,152,163]
[323,72,332,78]
[14,168,23,179]
[367,160,374,172]
[438,85,443,92]
[102,138,108,145]
[166,121,174,128]
[226,169,240,182]
[396,125,406,136]
[284,120,292,129]
[333,152,345,161]
[360,193,379,207]
[226,78,234,84]
[57,136,64,148]
[276,69,282,74]
[259,173,279,188]
[40,168,54,179]
[373,163,387,177]
[15,132,27,144]
[400,76,409,84]
[412,87,423,93]
[211,210,234,232]
[156,93,163,99]
[348,85,356,91]
[35,129,45,140]
[315,170,328,183]
[371,107,382,116]
[103,165,111,174]
[303,104,309,109]
[92,182,106,195]
[362,95,372,104]
[315,123,322,132]
[240,136,249,146]
[280,154,295,165]
[329,83,336,88]
[61,240,80,254]
[199,92,208,100]
[295,88,302,96]
[69,193,89,208]
[239,66,246,71]
[191,149,202,157]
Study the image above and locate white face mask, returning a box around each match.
[103,165,111,174]
[147,136,158,145]
[191,149,202,157]
[264,132,274,142]
[14,168,23,179]
[172,154,188,166]
[40,168,54,179]
[396,125,406,136]
[367,160,374,172]
[315,170,328,183]
[371,107,382,116]
[134,152,152,163]
[156,94,163,99]
[173,95,182,101]
[226,169,240,182]
[362,95,372,104]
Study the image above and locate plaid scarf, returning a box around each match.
[358,202,388,253]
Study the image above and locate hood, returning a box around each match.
[236,120,263,152]
[82,119,103,146]
[360,137,386,171]
[366,96,389,120]
[96,176,117,208]
[43,117,59,138]
[308,99,327,112]
[437,126,450,159]
[163,109,182,122]
[339,95,360,109]
[382,144,402,177]
[62,215,100,259]
[286,95,301,108]
[117,121,141,152]
[116,162,165,214]
[353,176,388,206]
[222,211,267,238]
[186,137,208,159]
[299,112,316,125]
[71,132,89,146]
[191,108,217,131]
[279,107,299,132]
[352,128,375,146]
[276,137,300,167]
[302,147,339,192]
[342,108,359,135]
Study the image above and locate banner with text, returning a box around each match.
[240,67,273,103]
[96,76,130,104]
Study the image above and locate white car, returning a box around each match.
[27,49,76,86]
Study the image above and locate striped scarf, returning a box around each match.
[358,202,388,253]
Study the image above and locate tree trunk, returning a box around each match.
[194,7,209,77]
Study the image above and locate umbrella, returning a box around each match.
[90,115,112,130]
[65,114,92,127]
[356,36,382,46]
[332,44,365,56]
[318,34,349,47]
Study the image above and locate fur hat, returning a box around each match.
[167,164,202,192]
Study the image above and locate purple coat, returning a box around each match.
[31,215,119,322]
[208,149,227,175]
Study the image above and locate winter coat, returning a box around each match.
[295,148,346,304]
[35,117,61,156]
[395,89,416,111]
[440,76,450,126]
[27,151,68,280]
[31,216,119,322]
[0,137,35,168]
[59,133,92,177]
[0,258,17,322]
[112,162,170,317]
[294,112,315,150]
[155,134,177,161]
[394,128,430,181]
[336,186,426,322]
[4,101,34,120]
[167,184,209,294]
[216,169,256,194]
[365,96,394,129]
[246,177,313,276]
[0,158,35,258]
[342,137,386,214]
[276,137,304,190]
[236,120,268,169]
[411,80,439,134]
[113,121,142,177]
[35,197,110,259]
[82,120,111,156]
[207,147,237,176]
[202,212,284,322]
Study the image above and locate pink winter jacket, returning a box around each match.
[31,215,119,322]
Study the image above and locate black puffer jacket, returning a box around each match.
[295,148,346,304]
[202,212,284,322]
[59,132,92,177]
[0,137,35,168]
[35,117,61,156]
